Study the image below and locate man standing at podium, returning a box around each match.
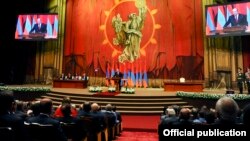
[29,17,47,34]
[113,69,123,91]
[224,8,248,28]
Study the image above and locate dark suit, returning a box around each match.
[26,113,67,141]
[113,72,123,91]
[0,113,29,141]
[237,72,245,94]
[224,14,248,28]
[81,75,88,81]
[29,23,47,34]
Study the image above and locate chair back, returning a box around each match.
[25,123,66,141]
[0,127,14,141]
[79,116,101,141]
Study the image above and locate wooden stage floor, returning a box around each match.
[51,87,177,96]
[6,84,236,95]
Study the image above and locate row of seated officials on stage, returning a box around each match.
[0,91,122,141]
[59,73,89,81]
[158,96,250,140]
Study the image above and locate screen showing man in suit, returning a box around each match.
[224,8,248,28]
[29,17,47,34]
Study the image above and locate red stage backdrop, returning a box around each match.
[64,0,204,87]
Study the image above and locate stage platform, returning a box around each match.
[51,87,176,96]
[48,86,238,114]
[5,84,247,114]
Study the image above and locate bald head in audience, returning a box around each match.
[179,108,191,120]
[166,108,176,117]
[91,103,99,112]
[215,96,239,122]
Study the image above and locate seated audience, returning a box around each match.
[173,108,192,126]
[243,104,250,127]
[81,73,89,81]
[160,106,168,120]
[214,96,239,125]
[53,96,78,118]
[56,103,78,124]
[78,101,92,117]
[204,109,216,124]
[0,90,29,141]
[160,108,178,125]
[89,103,107,131]
[112,105,122,123]
[26,98,67,141]
[14,100,28,120]
[104,104,117,127]
[26,100,41,118]
[59,73,65,80]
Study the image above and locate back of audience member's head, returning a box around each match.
[243,104,250,126]
[198,108,207,118]
[162,106,167,115]
[191,107,199,119]
[166,108,176,117]
[91,103,99,112]
[61,103,71,117]
[0,90,15,114]
[179,108,191,120]
[40,98,53,115]
[28,101,41,116]
[16,100,24,111]
[83,101,91,112]
[172,105,181,115]
[79,101,87,110]
[215,96,239,122]
[200,105,208,111]
[205,109,216,124]
[62,96,71,105]
[106,104,112,111]
[98,105,102,111]
[112,105,117,112]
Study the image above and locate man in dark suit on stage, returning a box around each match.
[224,8,248,28]
[29,17,47,34]
[113,69,123,91]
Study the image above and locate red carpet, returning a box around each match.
[116,131,158,141]
[93,91,119,96]
[122,115,160,132]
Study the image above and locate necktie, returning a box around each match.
[235,15,238,22]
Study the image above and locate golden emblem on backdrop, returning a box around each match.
[100,0,161,63]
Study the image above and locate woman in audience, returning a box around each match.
[56,103,78,123]
[53,96,78,118]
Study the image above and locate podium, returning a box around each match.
[209,25,246,35]
[107,77,121,92]
[223,26,246,33]
[18,33,45,39]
